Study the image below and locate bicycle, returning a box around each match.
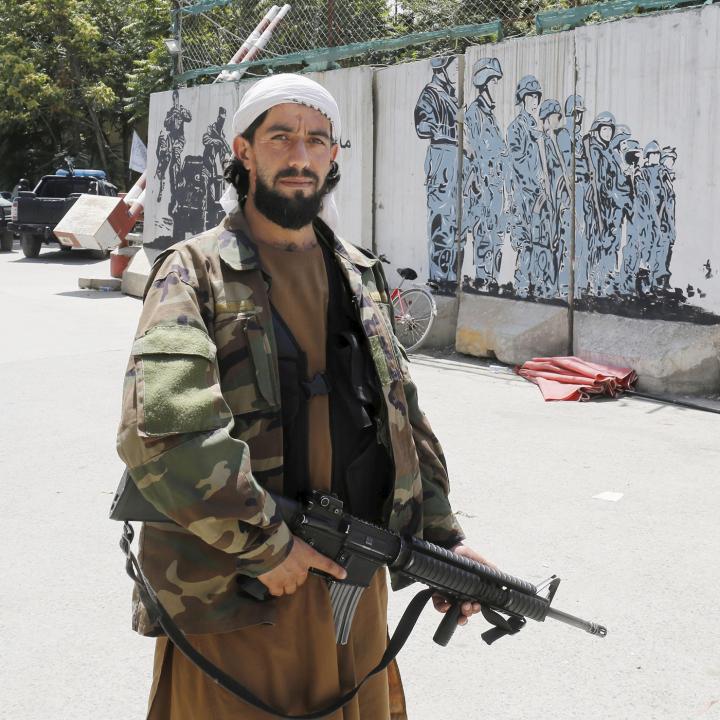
[379,255,437,353]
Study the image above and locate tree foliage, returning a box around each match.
[0,0,172,190]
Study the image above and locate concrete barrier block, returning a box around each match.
[455,293,569,364]
[423,294,458,349]
[574,312,720,394]
[54,195,128,250]
[121,248,153,299]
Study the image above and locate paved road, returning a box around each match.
[1,242,718,720]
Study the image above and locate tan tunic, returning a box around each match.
[147,239,406,719]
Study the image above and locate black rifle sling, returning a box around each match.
[121,522,434,720]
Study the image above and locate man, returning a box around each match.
[463,57,507,291]
[117,73,487,720]
[414,57,461,290]
[506,75,543,298]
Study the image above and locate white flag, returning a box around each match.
[129,131,147,173]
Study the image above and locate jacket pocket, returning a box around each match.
[133,324,230,437]
[214,310,278,414]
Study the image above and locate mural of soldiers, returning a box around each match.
[414,57,460,287]
[565,95,594,296]
[463,57,507,289]
[659,146,678,275]
[506,75,543,298]
[620,139,657,295]
[201,106,231,229]
[537,99,572,298]
[587,112,631,295]
[642,140,672,289]
[160,89,193,213]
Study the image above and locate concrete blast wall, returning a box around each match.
[142,4,720,393]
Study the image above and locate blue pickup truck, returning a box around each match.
[8,169,118,258]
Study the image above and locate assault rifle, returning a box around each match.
[111,473,607,650]
[242,490,607,646]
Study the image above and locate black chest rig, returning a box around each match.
[272,243,393,523]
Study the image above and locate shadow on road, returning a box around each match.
[56,290,125,300]
[7,245,107,266]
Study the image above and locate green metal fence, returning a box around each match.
[174,0,709,84]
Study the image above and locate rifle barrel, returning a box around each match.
[546,607,607,637]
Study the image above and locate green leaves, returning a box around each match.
[0,0,172,189]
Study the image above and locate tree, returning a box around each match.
[0,0,172,190]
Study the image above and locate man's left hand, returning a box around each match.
[432,542,497,626]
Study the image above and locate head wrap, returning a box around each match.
[219,73,342,230]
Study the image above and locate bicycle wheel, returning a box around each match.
[392,287,437,353]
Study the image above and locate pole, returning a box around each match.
[215,6,280,83]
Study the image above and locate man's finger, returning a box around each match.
[310,550,347,581]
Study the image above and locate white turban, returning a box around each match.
[219,73,341,231]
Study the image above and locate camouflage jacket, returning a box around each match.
[117,211,464,636]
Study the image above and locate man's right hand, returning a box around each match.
[257,536,347,597]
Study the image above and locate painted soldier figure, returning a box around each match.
[642,140,671,290]
[587,112,631,295]
[659,146,678,277]
[201,106,232,229]
[620,139,657,296]
[506,75,543,298]
[463,57,507,290]
[536,99,572,298]
[564,95,595,297]
[161,89,193,213]
[414,57,460,289]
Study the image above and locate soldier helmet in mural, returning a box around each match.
[644,140,661,154]
[564,94,586,116]
[590,111,616,132]
[430,56,455,70]
[515,75,542,104]
[661,145,677,162]
[610,124,632,149]
[539,99,562,121]
[624,139,642,164]
[472,58,502,88]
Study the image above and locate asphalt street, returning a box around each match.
[1,240,718,720]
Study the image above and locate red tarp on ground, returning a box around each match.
[516,356,637,401]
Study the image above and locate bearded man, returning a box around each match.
[117,74,488,720]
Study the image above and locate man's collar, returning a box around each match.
[218,210,261,271]
[219,209,377,271]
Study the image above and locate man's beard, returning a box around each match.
[253,168,328,230]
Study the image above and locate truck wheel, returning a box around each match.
[0,231,13,252]
[21,234,42,258]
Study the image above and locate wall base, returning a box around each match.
[422,295,458,349]
[455,293,570,365]
[574,312,720,394]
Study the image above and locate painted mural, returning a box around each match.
[153,89,232,247]
[414,57,461,293]
[414,56,714,321]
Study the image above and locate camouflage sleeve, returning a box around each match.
[403,370,466,549]
[116,249,293,577]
